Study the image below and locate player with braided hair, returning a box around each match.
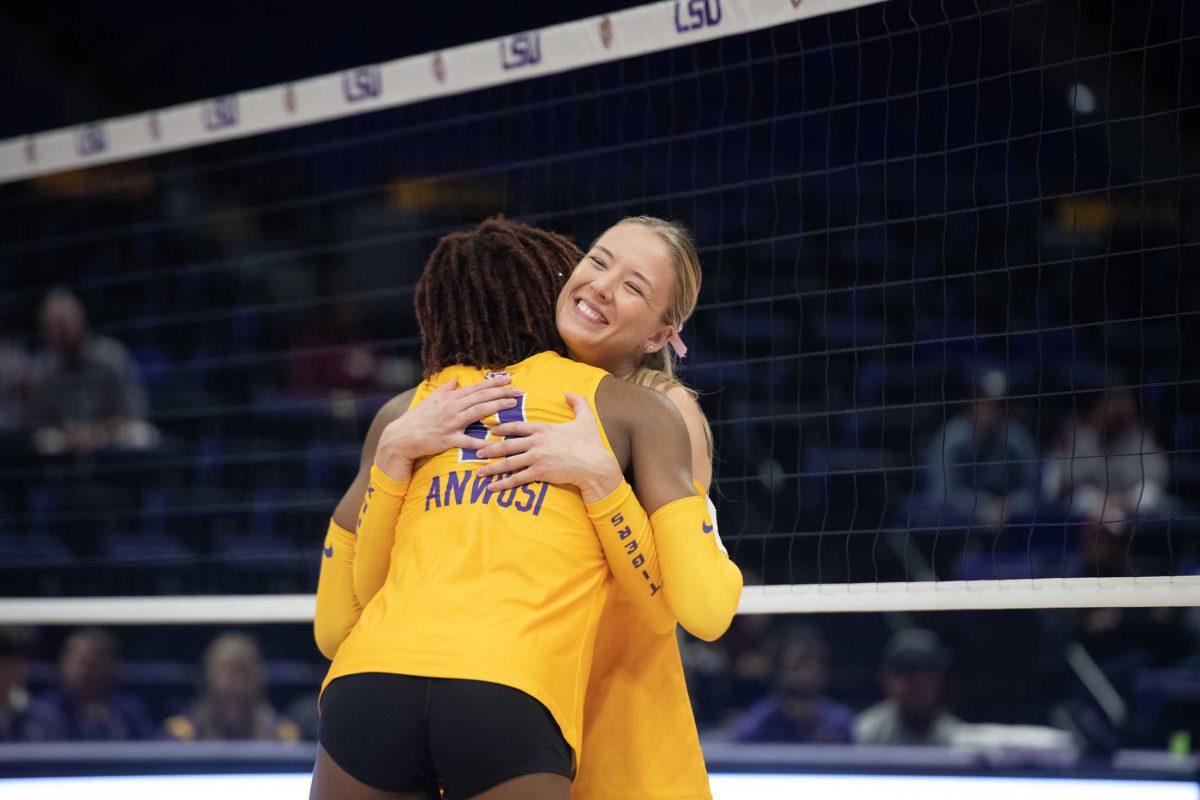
[311,215,739,800]
[413,216,573,374]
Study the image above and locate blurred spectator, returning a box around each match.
[719,612,777,711]
[288,301,380,397]
[0,338,32,451]
[680,574,775,725]
[855,629,960,746]
[0,627,62,742]
[732,625,854,743]
[0,340,32,528]
[1043,388,1171,535]
[29,289,158,457]
[164,632,299,742]
[42,628,156,740]
[924,370,1039,529]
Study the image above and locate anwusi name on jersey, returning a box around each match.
[423,468,551,516]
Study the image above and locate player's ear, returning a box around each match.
[642,324,674,354]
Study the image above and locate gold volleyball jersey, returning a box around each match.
[576,587,711,800]
[324,351,617,757]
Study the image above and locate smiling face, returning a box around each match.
[555,222,678,377]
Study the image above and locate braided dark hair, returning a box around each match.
[415,215,581,377]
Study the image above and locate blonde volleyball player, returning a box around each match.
[311,218,735,800]
[475,217,730,800]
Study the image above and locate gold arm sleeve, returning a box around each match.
[650,493,743,642]
[313,519,360,660]
[352,465,410,606]
[585,481,676,635]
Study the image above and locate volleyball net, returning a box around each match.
[0,0,1198,624]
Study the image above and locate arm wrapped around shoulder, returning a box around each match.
[649,493,743,642]
[352,465,409,605]
[314,519,361,660]
[585,480,675,635]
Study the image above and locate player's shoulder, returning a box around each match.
[665,383,713,465]
[664,384,706,426]
[373,387,419,427]
[596,374,685,428]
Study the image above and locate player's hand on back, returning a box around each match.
[374,375,524,482]
[475,392,622,504]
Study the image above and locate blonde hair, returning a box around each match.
[608,215,702,397]
[609,216,713,462]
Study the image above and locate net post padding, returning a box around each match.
[3,577,1199,625]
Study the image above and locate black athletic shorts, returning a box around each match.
[319,673,574,798]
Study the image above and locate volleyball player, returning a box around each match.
[475,216,729,800]
[315,216,737,800]
[311,218,730,800]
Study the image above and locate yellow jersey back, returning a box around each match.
[576,587,711,800]
[324,351,616,757]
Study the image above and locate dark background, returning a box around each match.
[1,0,1199,756]
[0,1,645,140]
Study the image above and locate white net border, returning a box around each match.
[3,576,1199,625]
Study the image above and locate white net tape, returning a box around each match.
[3,575,1200,626]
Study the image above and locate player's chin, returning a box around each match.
[558,323,604,357]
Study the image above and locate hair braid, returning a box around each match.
[415,215,580,377]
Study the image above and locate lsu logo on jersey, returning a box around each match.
[674,0,722,33]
